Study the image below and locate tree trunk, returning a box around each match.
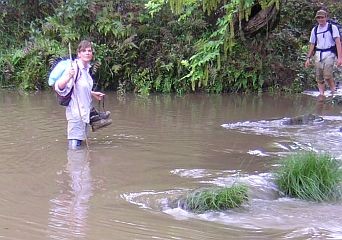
[243,3,280,36]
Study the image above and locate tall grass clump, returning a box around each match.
[183,185,248,213]
[275,151,342,202]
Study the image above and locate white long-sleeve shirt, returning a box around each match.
[55,59,93,139]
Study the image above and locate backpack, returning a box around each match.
[314,19,342,57]
[48,57,79,106]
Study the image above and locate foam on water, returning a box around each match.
[302,80,342,97]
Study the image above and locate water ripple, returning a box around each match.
[122,171,342,238]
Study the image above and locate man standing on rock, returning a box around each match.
[305,9,342,97]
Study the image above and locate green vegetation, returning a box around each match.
[275,151,342,202]
[176,150,342,213]
[183,185,248,213]
[0,0,341,94]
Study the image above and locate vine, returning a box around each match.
[172,0,280,91]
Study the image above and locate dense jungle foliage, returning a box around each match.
[0,0,341,94]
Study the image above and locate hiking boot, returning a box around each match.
[91,118,112,132]
[90,107,111,124]
[90,111,111,123]
[90,107,99,117]
[90,107,110,118]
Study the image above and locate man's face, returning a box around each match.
[316,15,327,26]
[78,47,93,62]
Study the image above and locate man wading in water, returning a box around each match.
[55,40,112,149]
[304,9,342,97]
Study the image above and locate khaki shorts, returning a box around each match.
[314,53,335,84]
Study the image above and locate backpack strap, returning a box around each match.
[68,61,80,94]
[74,61,80,83]
[314,23,333,41]
[328,22,333,36]
[314,23,337,61]
[314,25,318,47]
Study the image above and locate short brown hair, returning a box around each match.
[77,40,92,52]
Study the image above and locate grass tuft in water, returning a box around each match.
[183,184,248,213]
[275,151,342,202]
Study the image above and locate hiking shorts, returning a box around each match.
[314,52,335,84]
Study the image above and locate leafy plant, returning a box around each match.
[1,0,340,93]
[183,185,249,213]
[275,151,342,202]
[132,68,153,96]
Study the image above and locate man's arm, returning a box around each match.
[305,43,315,68]
[335,37,342,66]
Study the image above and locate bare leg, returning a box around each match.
[326,78,335,95]
[318,81,325,96]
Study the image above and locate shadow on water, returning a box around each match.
[0,91,342,239]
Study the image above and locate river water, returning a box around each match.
[0,90,341,240]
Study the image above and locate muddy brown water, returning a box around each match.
[0,90,341,240]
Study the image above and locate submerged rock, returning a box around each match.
[282,114,323,125]
[169,196,188,210]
